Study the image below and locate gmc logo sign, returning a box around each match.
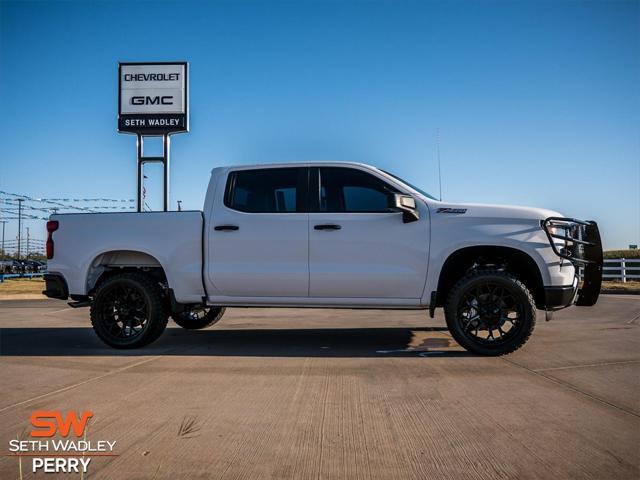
[130,96,174,106]
[118,62,188,134]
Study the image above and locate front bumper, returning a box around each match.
[544,278,579,310]
[542,217,603,307]
[43,273,68,300]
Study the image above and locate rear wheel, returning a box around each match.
[171,306,226,330]
[444,270,536,356]
[90,272,169,349]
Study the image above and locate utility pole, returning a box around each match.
[26,227,30,260]
[17,198,24,260]
[0,221,6,260]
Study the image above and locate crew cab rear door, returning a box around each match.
[308,166,429,299]
[207,167,309,297]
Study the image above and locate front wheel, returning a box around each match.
[171,306,226,330]
[444,270,536,356]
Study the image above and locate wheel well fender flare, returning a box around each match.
[85,249,166,294]
[434,245,546,307]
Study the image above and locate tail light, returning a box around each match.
[46,220,59,259]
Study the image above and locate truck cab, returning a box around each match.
[204,163,430,303]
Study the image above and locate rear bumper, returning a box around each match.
[43,273,68,300]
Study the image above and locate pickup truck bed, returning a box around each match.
[47,211,206,304]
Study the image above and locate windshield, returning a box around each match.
[381,170,439,200]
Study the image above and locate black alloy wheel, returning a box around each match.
[444,270,536,356]
[90,272,169,349]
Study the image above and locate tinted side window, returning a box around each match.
[226,168,304,213]
[319,167,398,213]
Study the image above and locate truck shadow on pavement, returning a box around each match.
[0,326,470,357]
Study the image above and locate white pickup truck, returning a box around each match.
[44,162,603,355]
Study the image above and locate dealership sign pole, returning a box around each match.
[118,62,188,212]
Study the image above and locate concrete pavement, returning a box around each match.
[0,296,638,479]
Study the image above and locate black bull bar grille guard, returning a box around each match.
[542,217,603,307]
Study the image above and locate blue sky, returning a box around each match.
[0,0,638,249]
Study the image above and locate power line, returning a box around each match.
[1,191,134,204]
[0,192,138,253]
[41,198,135,203]
[0,191,134,212]
[0,191,95,212]
[3,239,44,243]
[0,204,52,213]
[1,203,135,211]
[0,208,47,220]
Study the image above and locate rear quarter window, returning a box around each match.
[224,168,306,213]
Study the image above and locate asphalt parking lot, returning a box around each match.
[0,295,638,479]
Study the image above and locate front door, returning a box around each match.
[207,167,309,297]
[309,166,429,299]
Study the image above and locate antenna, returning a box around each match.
[436,128,442,201]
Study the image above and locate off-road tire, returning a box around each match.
[444,269,536,356]
[171,306,226,330]
[90,272,169,349]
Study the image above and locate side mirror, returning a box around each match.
[391,194,419,223]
